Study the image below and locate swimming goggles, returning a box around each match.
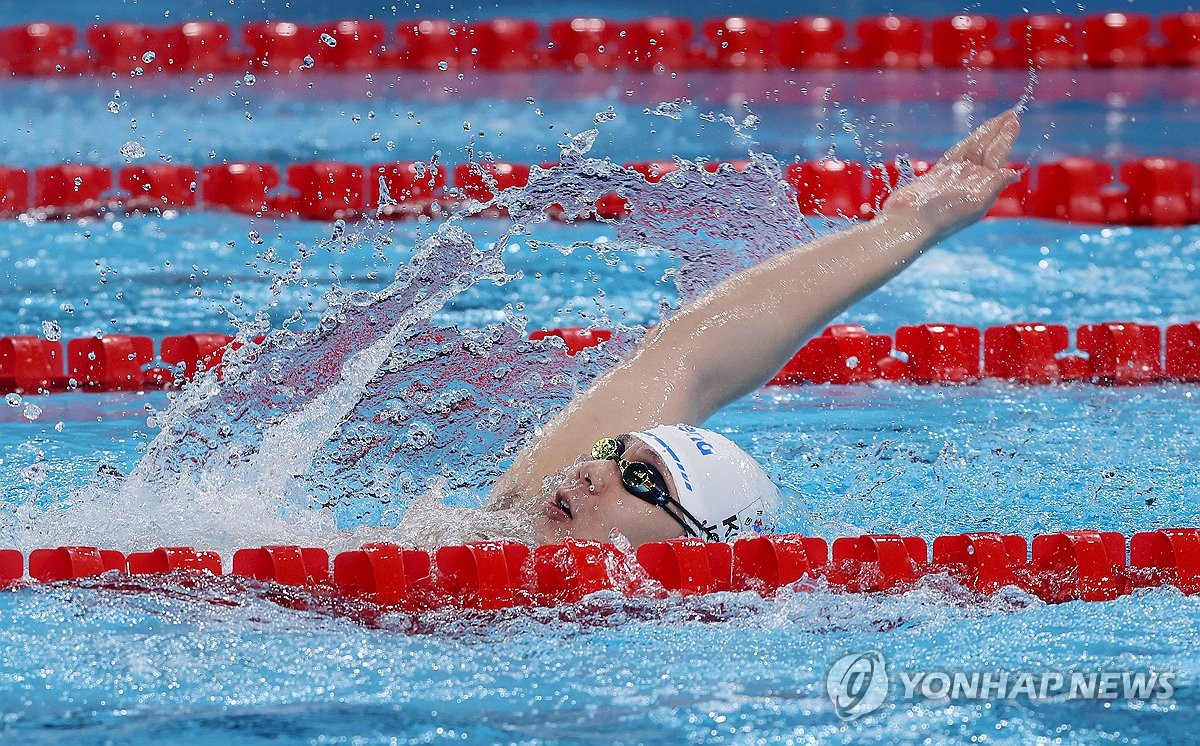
[591,436,704,539]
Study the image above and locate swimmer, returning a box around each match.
[402,110,1021,549]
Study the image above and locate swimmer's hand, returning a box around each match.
[881,110,1021,242]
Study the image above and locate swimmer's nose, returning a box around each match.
[570,458,619,495]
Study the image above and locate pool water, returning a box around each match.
[3,2,1200,743]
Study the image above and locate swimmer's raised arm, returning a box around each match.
[490,111,1020,506]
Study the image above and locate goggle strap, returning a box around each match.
[662,496,714,540]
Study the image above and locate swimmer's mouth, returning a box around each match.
[545,489,574,522]
[556,495,573,519]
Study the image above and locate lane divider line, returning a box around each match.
[3,156,1198,226]
[4,529,1198,607]
[2,13,1197,76]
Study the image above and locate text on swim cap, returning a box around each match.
[676,424,715,456]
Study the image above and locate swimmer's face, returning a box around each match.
[533,434,686,548]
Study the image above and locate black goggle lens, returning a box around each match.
[591,437,623,462]
[591,437,671,504]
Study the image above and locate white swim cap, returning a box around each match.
[634,424,779,541]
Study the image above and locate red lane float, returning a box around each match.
[1130,529,1200,593]
[453,162,530,203]
[932,15,1001,68]
[983,323,1069,384]
[5,529,1200,606]
[895,324,981,383]
[0,550,22,588]
[9,15,1200,75]
[397,19,469,71]
[769,324,898,385]
[787,159,868,220]
[127,546,222,575]
[528,327,612,355]
[547,18,619,70]
[0,336,65,393]
[3,156,1200,226]
[1166,322,1200,382]
[932,533,1027,594]
[333,543,435,608]
[639,539,726,594]
[120,165,198,211]
[702,17,774,70]
[233,545,330,586]
[1120,158,1196,226]
[0,166,30,217]
[273,161,366,220]
[776,17,846,69]
[66,334,160,391]
[467,19,541,71]
[201,163,280,214]
[33,164,112,216]
[829,534,928,592]
[1162,13,1200,66]
[319,20,388,70]
[5,320,1200,397]
[29,546,126,582]
[1083,13,1152,68]
[1010,15,1080,69]
[0,23,81,75]
[533,540,622,603]
[1077,322,1163,385]
[160,333,234,380]
[853,15,926,69]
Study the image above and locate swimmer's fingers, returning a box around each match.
[983,113,1020,169]
[941,110,1021,169]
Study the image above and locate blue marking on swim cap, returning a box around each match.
[639,430,693,493]
[677,424,715,456]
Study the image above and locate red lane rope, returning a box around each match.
[2,156,1199,225]
[2,13,1198,76]
[2,529,1197,606]
[2,322,1198,396]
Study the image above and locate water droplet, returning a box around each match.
[320,33,337,47]
[142,51,155,64]
[593,106,617,124]
[107,101,120,114]
[22,461,47,485]
[22,403,41,421]
[5,393,21,407]
[300,55,315,69]
[437,60,449,71]
[244,73,256,85]
[41,321,60,341]
[120,141,146,159]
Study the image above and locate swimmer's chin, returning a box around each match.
[530,510,571,544]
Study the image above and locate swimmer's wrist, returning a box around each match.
[867,213,940,258]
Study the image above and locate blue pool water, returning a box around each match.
[3,1,1200,743]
